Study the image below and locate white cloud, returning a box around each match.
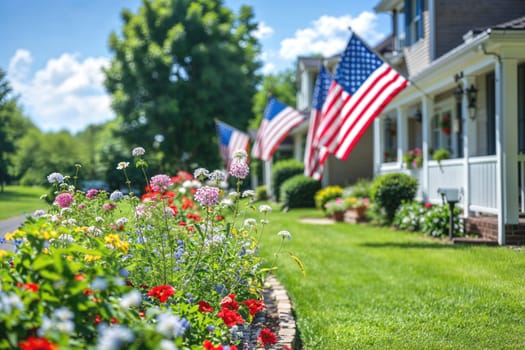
[253,21,274,40]
[279,12,385,60]
[7,50,114,133]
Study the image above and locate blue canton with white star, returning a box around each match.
[312,66,332,110]
[334,34,383,95]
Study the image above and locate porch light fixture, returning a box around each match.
[466,84,478,120]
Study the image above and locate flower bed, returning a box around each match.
[0,148,297,350]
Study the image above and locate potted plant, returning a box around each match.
[440,114,451,135]
[403,147,423,169]
[325,197,348,222]
[344,197,370,222]
[432,148,451,164]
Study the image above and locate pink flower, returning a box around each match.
[54,193,74,208]
[86,189,99,199]
[424,202,432,209]
[194,186,220,206]
[150,174,172,192]
[229,160,249,179]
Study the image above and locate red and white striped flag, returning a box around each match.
[252,97,305,161]
[316,33,408,161]
[304,65,332,180]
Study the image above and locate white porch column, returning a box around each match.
[462,76,476,218]
[264,159,273,199]
[421,95,433,201]
[496,57,519,245]
[396,106,408,168]
[373,118,382,175]
[293,133,303,162]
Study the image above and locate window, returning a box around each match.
[383,116,397,162]
[404,0,424,46]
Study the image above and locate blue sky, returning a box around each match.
[0,0,391,133]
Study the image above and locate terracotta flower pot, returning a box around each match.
[332,211,345,222]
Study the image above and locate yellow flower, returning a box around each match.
[85,255,101,262]
[66,255,73,262]
[104,234,129,254]
[0,250,10,259]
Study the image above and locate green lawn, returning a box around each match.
[255,205,525,349]
[0,186,47,220]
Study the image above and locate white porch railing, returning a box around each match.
[379,155,499,214]
[518,154,525,212]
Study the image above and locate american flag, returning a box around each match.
[215,120,250,167]
[251,97,305,161]
[315,33,408,161]
[304,65,332,180]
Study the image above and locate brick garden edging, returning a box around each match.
[264,275,297,349]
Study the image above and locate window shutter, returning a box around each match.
[404,0,411,45]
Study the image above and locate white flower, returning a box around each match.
[0,293,24,314]
[156,313,188,339]
[260,219,269,224]
[91,277,108,291]
[60,207,72,215]
[209,170,226,182]
[120,290,142,309]
[242,190,255,198]
[228,191,240,198]
[132,147,145,156]
[95,216,105,223]
[233,149,248,159]
[33,209,46,218]
[97,325,135,350]
[220,198,234,207]
[277,230,292,240]
[243,218,257,227]
[115,217,129,226]
[159,340,179,350]
[116,162,130,170]
[258,205,272,213]
[193,168,209,179]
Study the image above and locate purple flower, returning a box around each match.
[110,190,124,201]
[54,192,74,208]
[228,160,249,179]
[47,172,64,184]
[194,186,220,207]
[150,174,172,192]
[86,189,99,199]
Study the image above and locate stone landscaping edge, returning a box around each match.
[264,275,297,349]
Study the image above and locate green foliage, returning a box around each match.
[422,203,464,237]
[255,185,267,201]
[104,0,261,171]
[343,178,372,199]
[314,185,343,211]
[271,159,304,201]
[393,201,427,231]
[280,175,321,209]
[433,148,451,163]
[371,172,418,223]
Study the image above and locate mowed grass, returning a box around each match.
[254,205,525,349]
[0,186,47,220]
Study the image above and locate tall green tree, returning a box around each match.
[104,0,261,171]
[250,67,297,129]
[0,68,34,191]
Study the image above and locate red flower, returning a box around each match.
[215,215,224,221]
[110,317,119,324]
[220,294,238,310]
[243,299,266,316]
[198,301,214,313]
[74,274,85,281]
[258,328,277,346]
[424,202,433,209]
[148,285,175,303]
[217,308,244,327]
[19,337,57,350]
[202,340,223,350]
[18,282,39,292]
[178,221,187,226]
[94,314,102,325]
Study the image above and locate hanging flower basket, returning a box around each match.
[441,114,451,135]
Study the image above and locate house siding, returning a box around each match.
[403,10,431,77]
[434,0,525,59]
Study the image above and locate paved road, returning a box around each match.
[0,215,27,251]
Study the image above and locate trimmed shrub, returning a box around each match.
[393,201,427,231]
[271,159,304,201]
[315,186,343,212]
[280,175,321,209]
[371,172,418,223]
[255,185,268,201]
[344,178,373,199]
